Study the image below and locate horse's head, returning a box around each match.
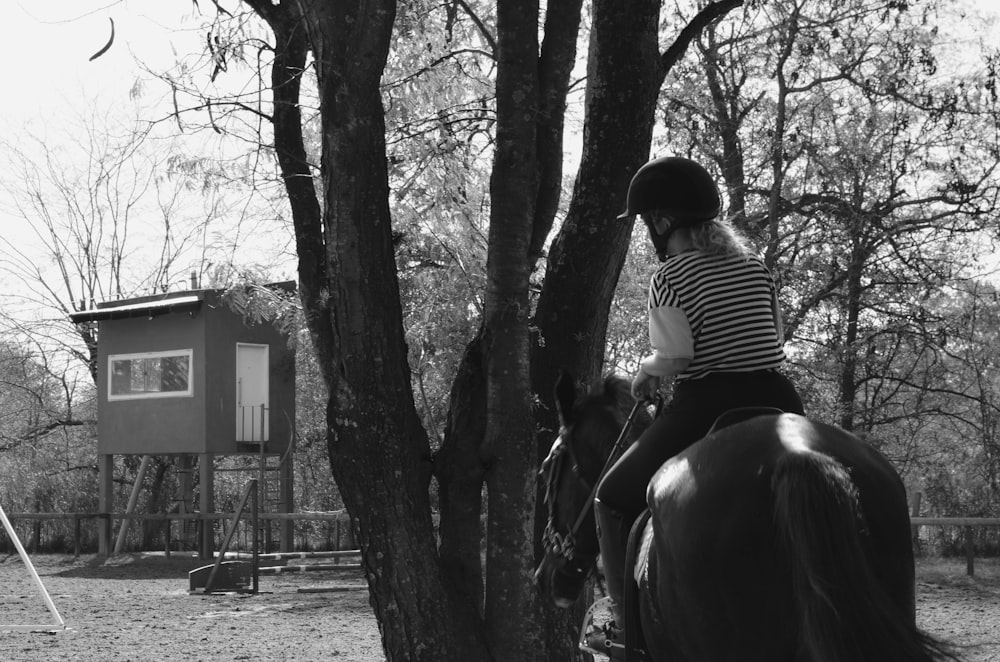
[534,371,649,607]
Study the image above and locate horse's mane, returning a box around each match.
[590,374,653,436]
[591,374,632,411]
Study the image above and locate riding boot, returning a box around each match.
[594,499,630,627]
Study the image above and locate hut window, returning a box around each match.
[108,350,193,400]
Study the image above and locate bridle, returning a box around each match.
[540,401,645,563]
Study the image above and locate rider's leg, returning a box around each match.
[592,400,712,628]
[582,372,804,639]
[594,498,630,626]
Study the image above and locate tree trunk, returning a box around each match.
[700,31,749,230]
[481,2,546,660]
[528,3,746,658]
[285,1,491,659]
[765,2,798,270]
[530,0,586,263]
[245,1,747,659]
[531,0,746,428]
[438,0,588,656]
[838,222,866,432]
[256,2,334,381]
[532,0,664,418]
[436,328,488,615]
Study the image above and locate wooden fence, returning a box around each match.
[0,511,354,558]
[910,517,1000,576]
[2,513,999,575]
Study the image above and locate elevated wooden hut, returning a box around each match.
[70,283,296,556]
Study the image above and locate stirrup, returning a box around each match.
[578,596,625,659]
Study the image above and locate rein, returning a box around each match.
[542,400,646,560]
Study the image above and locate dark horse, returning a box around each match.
[536,374,957,662]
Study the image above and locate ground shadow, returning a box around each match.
[49,553,205,580]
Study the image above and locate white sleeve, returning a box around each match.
[640,305,694,376]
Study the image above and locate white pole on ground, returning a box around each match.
[0,503,66,631]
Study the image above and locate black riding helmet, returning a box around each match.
[618,156,721,260]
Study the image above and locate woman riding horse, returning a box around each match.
[537,374,957,661]
[548,156,804,649]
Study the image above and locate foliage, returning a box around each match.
[650,0,1000,516]
[382,0,495,446]
[3,0,1000,656]
[605,223,656,378]
[0,341,98,551]
[0,342,75,451]
[220,274,303,343]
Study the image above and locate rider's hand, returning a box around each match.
[631,369,661,402]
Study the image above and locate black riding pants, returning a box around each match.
[595,370,804,520]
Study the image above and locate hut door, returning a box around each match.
[236,343,269,442]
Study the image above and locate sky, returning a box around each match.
[0,2,295,325]
[3,3,201,129]
[1,0,998,317]
[2,0,997,211]
[1,2,222,274]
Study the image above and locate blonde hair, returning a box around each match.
[684,218,753,258]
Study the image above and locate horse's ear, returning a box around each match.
[554,370,577,427]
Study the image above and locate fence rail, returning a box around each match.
[910,517,1000,576]
[910,517,1000,526]
[1,512,349,521]
[2,513,998,575]
[0,511,353,558]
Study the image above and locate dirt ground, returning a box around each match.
[915,558,1000,662]
[1,554,998,661]
[0,553,383,661]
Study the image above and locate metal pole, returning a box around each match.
[0,504,65,631]
[252,480,260,594]
[114,455,152,555]
[204,479,257,594]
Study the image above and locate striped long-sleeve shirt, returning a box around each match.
[643,251,786,382]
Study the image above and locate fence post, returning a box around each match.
[964,526,975,577]
[164,519,171,559]
[73,516,81,558]
[910,493,922,553]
